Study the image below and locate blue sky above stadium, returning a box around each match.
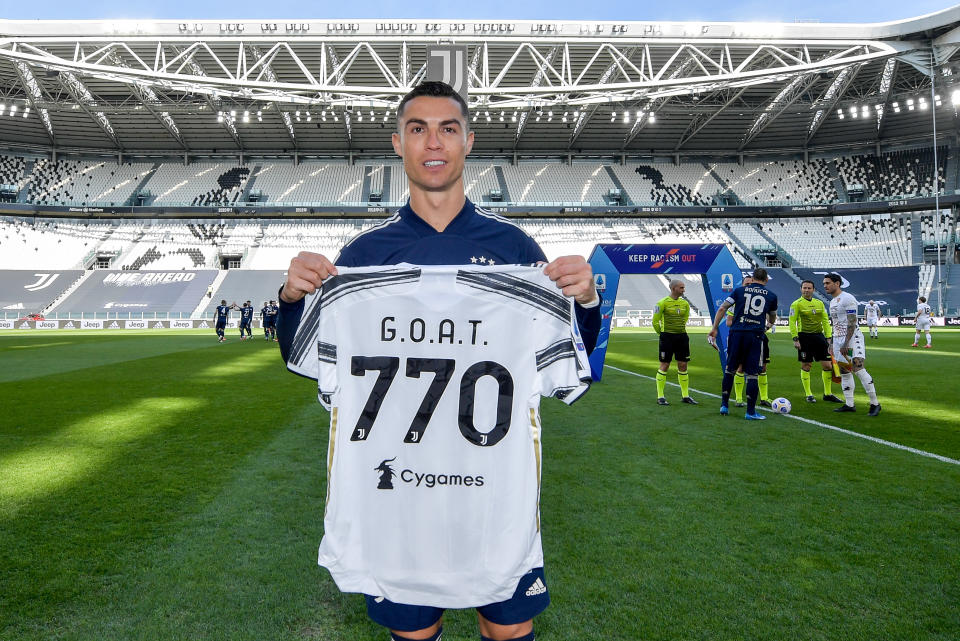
[4,0,958,23]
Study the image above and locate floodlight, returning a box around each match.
[9,105,16,114]
[648,113,655,123]
[952,91,960,105]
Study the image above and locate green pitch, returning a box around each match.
[1,328,958,640]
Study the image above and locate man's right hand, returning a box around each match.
[280,251,338,304]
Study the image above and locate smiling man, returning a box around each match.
[277,81,601,641]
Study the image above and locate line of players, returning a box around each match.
[213,299,279,343]
[655,269,882,417]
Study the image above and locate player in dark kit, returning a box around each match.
[708,268,778,420]
[277,81,601,641]
[214,299,232,342]
[261,300,279,341]
[238,300,254,340]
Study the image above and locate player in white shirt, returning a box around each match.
[912,296,933,348]
[863,300,881,339]
[823,273,881,416]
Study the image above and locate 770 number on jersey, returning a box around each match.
[350,356,514,447]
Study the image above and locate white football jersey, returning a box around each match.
[864,303,880,322]
[287,264,591,608]
[829,291,862,342]
[916,302,932,321]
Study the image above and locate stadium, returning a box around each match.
[1,7,958,641]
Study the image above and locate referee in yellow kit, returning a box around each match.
[653,279,698,405]
[789,279,844,403]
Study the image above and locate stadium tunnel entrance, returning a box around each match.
[588,244,742,380]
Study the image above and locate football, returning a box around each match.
[771,397,792,414]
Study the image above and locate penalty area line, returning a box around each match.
[604,364,960,467]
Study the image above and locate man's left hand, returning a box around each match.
[543,255,598,306]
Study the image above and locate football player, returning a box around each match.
[277,81,601,641]
[912,296,933,348]
[709,268,777,420]
[823,273,880,416]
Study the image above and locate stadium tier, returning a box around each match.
[49,269,219,316]
[0,146,953,208]
[0,269,83,315]
[2,213,951,318]
[199,270,287,317]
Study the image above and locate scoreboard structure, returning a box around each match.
[587,244,743,379]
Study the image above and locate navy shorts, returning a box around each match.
[726,330,765,376]
[365,567,550,632]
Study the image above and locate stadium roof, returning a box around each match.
[2,7,960,157]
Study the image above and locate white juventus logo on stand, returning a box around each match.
[24,273,60,291]
[426,45,468,101]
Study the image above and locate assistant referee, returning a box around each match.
[789,280,843,403]
[653,279,697,405]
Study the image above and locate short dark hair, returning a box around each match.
[396,81,469,128]
[752,267,768,282]
[919,296,926,303]
[801,279,815,288]
[824,272,842,284]
[221,299,226,304]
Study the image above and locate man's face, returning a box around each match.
[671,282,685,298]
[822,278,838,295]
[392,96,474,194]
[801,282,814,299]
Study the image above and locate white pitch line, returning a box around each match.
[604,364,960,467]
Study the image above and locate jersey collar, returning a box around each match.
[399,198,475,237]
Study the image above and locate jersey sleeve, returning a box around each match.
[285,281,339,411]
[532,276,592,405]
[724,285,741,308]
[651,301,663,334]
[788,300,799,337]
